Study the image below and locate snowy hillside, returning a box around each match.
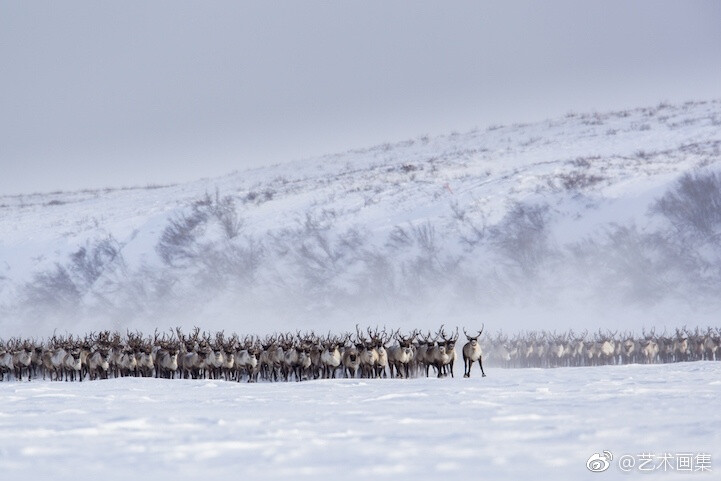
[2,100,721,336]
[1,362,719,480]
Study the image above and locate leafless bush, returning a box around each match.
[413,222,438,257]
[597,226,680,303]
[567,156,599,169]
[156,209,208,267]
[222,238,264,285]
[450,202,488,249]
[243,189,274,204]
[209,191,243,239]
[558,172,605,190]
[400,164,420,173]
[69,236,122,287]
[635,150,652,160]
[349,249,398,302]
[22,264,80,310]
[652,171,721,240]
[491,202,552,277]
[387,225,413,250]
[196,237,264,289]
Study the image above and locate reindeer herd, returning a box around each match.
[0,325,718,383]
[486,327,721,368]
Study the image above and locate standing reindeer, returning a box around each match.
[462,325,486,378]
[388,330,415,379]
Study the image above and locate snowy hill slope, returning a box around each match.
[1,100,721,336]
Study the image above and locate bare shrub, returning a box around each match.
[450,202,487,249]
[156,209,208,267]
[221,238,264,285]
[22,264,80,310]
[210,191,243,239]
[387,225,413,250]
[597,226,679,303]
[195,237,264,290]
[354,250,397,300]
[652,171,721,240]
[558,172,605,190]
[491,202,552,277]
[70,236,122,288]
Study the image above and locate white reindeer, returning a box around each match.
[462,326,486,378]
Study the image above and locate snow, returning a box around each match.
[1,362,718,480]
[2,100,721,334]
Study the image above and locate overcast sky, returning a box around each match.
[2,1,720,195]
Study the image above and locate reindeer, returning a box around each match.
[220,334,237,381]
[30,342,45,379]
[437,326,459,378]
[232,335,259,382]
[243,344,262,382]
[342,334,361,379]
[462,326,486,378]
[178,327,204,379]
[619,332,638,364]
[412,332,433,377]
[598,330,617,366]
[640,328,659,364]
[656,330,674,363]
[388,330,415,379]
[375,329,390,378]
[673,328,690,363]
[135,339,155,378]
[46,335,79,381]
[153,332,179,379]
[420,335,438,376]
[492,331,512,368]
[367,327,389,378]
[357,327,380,378]
[48,342,68,381]
[295,342,312,382]
[0,341,14,381]
[703,328,720,361]
[202,332,228,380]
[266,337,285,382]
[62,341,83,382]
[86,332,111,380]
[12,339,34,381]
[281,335,300,382]
[320,335,342,379]
[114,331,140,377]
[308,334,324,380]
[426,325,456,378]
[548,331,567,368]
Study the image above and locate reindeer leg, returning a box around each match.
[478,357,486,377]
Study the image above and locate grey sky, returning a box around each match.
[1,1,720,195]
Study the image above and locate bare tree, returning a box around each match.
[491,202,552,277]
[22,264,81,311]
[653,171,721,240]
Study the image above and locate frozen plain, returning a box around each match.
[0,362,719,480]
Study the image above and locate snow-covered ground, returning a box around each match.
[1,362,718,480]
